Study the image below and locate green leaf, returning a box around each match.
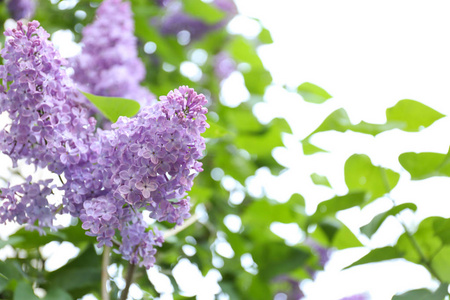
[0,261,25,292]
[310,219,362,249]
[297,82,332,104]
[306,108,398,138]
[228,36,264,68]
[8,228,65,249]
[80,91,140,123]
[227,36,272,95]
[310,173,332,188]
[345,154,400,202]
[431,245,450,282]
[133,11,185,65]
[258,28,273,44]
[223,104,262,133]
[43,288,73,300]
[361,203,417,238]
[242,195,307,232]
[214,147,257,184]
[202,121,229,138]
[0,272,7,280]
[332,222,364,249]
[182,0,226,24]
[46,245,101,298]
[432,218,450,245]
[304,100,444,142]
[386,99,445,132]
[310,192,366,223]
[252,242,310,280]
[395,217,445,264]
[242,67,273,95]
[345,246,402,269]
[0,236,25,249]
[235,118,290,157]
[399,150,450,180]
[302,139,327,155]
[392,284,449,300]
[14,281,39,300]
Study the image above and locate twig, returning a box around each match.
[380,169,446,284]
[58,174,65,185]
[112,238,122,247]
[101,246,111,300]
[163,214,200,239]
[120,262,136,300]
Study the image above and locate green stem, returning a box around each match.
[380,169,446,284]
[120,262,136,300]
[403,227,445,283]
[102,246,111,300]
[163,214,200,239]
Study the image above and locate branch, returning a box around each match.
[380,169,447,284]
[120,262,136,300]
[58,174,65,185]
[164,214,200,239]
[101,246,111,300]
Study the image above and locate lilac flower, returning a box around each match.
[119,217,163,269]
[98,86,208,216]
[157,0,238,41]
[0,177,58,234]
[273,275,304,300]
[340,294,369,300]
[155,0,170,7]
[7,0,36,20]
[304,238,331,269]
[71,0,154,109]
[0,21,96,171]
[214,51,236,81]
[135,178,158,198]
[0,21,209,269]
[76,86,208,266]
[80,194,122,247]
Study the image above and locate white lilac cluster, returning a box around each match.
[71,0,154,109]
[0,21,208,269]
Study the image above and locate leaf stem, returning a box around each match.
[102,246,111,300]
[163,214,200,239]
[58,174,65,185]
[380,169,446,284]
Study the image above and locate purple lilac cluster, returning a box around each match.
[102,87,207,222]
[213,51,236,81]
[157,0,237,41]
[0,21,96,171]
[339,294,369,300]
[71,0,154,109]
[7,0,36,20]
[0,176,57,234]
[0,21,208,269]
[273,239,332,299]
[79,87,208,267]
[273,275,305,300]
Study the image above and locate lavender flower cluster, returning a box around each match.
[7,0,36,20]
[71,0,154,109]
[157,0,238,41]
[0,20,208,269]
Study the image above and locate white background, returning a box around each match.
[230,1,450,299]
